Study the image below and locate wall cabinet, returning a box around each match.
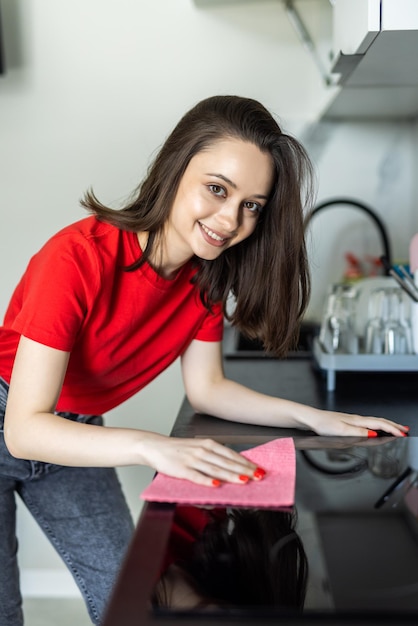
[322,0,418,120]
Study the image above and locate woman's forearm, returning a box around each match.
[4,411,154,467]
[186,376,408,438]
[4,409,263,486]
[187,377,313,429]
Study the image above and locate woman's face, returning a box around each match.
[162,138,274,275]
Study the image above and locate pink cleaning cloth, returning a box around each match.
[140,437,296,507]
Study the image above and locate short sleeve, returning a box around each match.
[194,301,224,342]
[10,234,100,352]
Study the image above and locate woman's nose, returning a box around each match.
[216,201,240,233]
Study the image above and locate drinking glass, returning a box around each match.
[364,287,412,355]
[319,284,359,354]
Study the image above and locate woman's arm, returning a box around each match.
[181,339,408,437]
[4,336,260,486]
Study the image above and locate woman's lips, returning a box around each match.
[198,222,230,247]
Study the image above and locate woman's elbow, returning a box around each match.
[186,396,202,415]
[185,386,211,415]
[4,422,27,459]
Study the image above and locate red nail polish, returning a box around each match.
[254,467,266,479]
[211,479,221,487]
[403,426,410,431]
[367,430,378,438]
[239,474,249,483]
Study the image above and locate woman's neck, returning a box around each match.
[136,231,192,280]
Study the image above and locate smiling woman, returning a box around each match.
[0,95,408,626]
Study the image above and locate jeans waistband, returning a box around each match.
[0,378,9,429]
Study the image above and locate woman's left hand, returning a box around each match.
[306,408,409,438]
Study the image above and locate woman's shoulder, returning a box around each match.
[29,217,129,282]
[52,216,117,243]
[45,216,128,259]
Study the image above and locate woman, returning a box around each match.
[0,95,407,625]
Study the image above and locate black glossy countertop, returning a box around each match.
[102,353,418,626]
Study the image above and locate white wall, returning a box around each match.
[0,0,417,598]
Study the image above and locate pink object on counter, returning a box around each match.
[140,437,296,507]
[409,233,418,273]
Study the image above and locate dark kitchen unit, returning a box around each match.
[102,344,418,626]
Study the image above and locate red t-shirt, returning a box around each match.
[0,217,224,414]
[161,506,212,575]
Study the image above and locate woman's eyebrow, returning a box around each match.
[205,172,237,188]
[205,173,269,200]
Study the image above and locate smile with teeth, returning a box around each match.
[199,222,228,242]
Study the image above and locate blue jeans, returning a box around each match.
[0,378,134,625]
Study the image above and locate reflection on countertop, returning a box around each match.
[102,438,418,625]
[151,439,418,617]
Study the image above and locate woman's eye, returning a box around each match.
[244,201,262,213]
[208,184,226,197]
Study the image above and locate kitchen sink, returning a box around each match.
[224,322,319,359]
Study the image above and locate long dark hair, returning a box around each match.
[81,95,314,355]
[153,508,308,611]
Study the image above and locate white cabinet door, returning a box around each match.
[382,0,418,31]
[332,0,380,57]
[323,0,418,120]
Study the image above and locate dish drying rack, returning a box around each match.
[313,338,418,391]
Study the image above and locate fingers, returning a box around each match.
[314,409,410,439]
[337,415,409,438]
[161,438,267,487]
[185,438,265,485]
[356,418,409,438]
[363,425,409,438]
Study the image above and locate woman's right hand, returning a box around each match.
[137,432,265,487]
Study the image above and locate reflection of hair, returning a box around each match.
[154,508,308,610]
[81,95,313,356]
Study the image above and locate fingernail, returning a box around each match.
[253,467,266,479]
[403,426,410,431]
[211,479,221,487]
[367,430,378,438]
[239,474,249,483]
[401,432,408,437]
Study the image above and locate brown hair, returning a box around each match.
[81,95,314,356]
[152,508,308,611]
